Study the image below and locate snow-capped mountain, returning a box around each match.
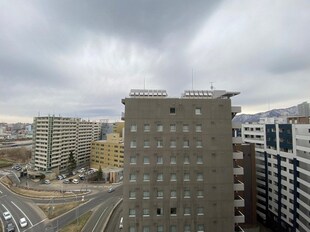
[233,106,298,123]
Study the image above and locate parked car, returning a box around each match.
[3,211,12,220]
[6,222,15,232]
[72,179,79,184]
[19,217,28,228]
[63,179,69,184]
[57,175,63,180]
[108,187,115,193]
[119,217,123,229]
[44,180,51,184]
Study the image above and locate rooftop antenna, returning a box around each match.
[210,82,214,91]
[192,68,194,90]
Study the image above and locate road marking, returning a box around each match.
[11,201,34,226]
[24,218,47,232]
[2,204,20,232]
[91,207,108,232]
[0,190,2,194]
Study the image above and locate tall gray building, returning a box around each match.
[122,89,244,232]
[297,102,310,117]
[32,116,101,172]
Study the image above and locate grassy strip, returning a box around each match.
[60,211,92,232]
[0,158,13,168]
[38,201,87,220]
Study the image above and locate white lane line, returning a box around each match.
[91,207,108,232]
[2,204,20,232]
[0,190,2,194]
[11,201,34,226]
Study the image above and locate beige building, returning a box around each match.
[90,133,124,169]
[122,89,244,232]
[32,116,101,172]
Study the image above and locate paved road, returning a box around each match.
[1,169,124,231]
[104,200,123,232]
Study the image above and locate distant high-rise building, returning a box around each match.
[297,102,310,117]
[242,118,310,232]
[32,116,101,172]
[122,89,244,232]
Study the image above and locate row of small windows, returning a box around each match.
[129,172,204,182]
[128,224,204,232]
[129,206,205,217]
[130,124,202,133]
[130,140,202,148]
[128,189,204,199]
[130,155,203,165]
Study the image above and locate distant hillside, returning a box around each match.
[233,106,298,123]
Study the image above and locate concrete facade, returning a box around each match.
[122,89,243,232]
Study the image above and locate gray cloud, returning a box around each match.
[0,0,310,122]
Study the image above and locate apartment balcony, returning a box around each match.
[233,165,244,175]
[234,179,244,191]
[234,195,245,208]
[233,151,243,160]
[235,210,245,224]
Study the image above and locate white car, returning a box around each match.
[19,217,28,228]
[72,179,79,184]
[3,211,12,220]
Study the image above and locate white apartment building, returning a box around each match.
[242,118,310,232]
[32,116,101,172]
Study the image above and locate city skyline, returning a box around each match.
[1,0,309,123]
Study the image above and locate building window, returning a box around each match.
[184,173,190,181]
[130,140,136,148]
[184,156,190,164]
[130,124,137,132]
[184,207,191,216]
[170,140,176,148]
[196,124,202,132]
[197,224,204,232]
[157,124,163,132]
[129,173,136,182]
[157,225,164,232]
[143,191,150,199]
[130,156,136,164]
[197,156,203,164]
[143,226,150,232]
[157,173,163,181]
[170,207,177,216]
[129,208,136,217]
[157,156,163,164]
[157,140,163,148]
[197,207,204,215]
[170,225,177,232]
[183,124,189,132]
[170,124,176,132]
[157,190,164,198]
[129,226,136,232]
[170,190,177,198]
[170,173,177,181]
[143,156,150,164]
[195,107,202,115]
[184,225,191,232]
[170,156,176,164]
[196,140,202,148]
[184,189,190,198]
[129,191,136,199]
[144,124,150,132]
[170,107,176,114]
[157,208,163,216]
[143,208,150,217]
[143,173,150,182]
[144,140,150,148]
[197,190,204,198]
[183,140,189,148]
[197,173,203,181]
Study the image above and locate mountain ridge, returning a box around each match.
[233,106,298,123]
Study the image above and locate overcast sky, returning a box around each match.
[1,0,309,123]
